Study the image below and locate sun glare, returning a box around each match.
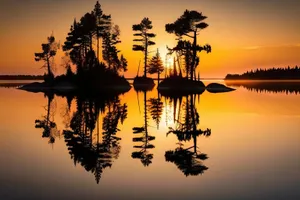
[158,46,174,69]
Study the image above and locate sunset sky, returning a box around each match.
[0,0,299,78]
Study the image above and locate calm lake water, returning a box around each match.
[0,81,299,200]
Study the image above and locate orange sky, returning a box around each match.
[0,0,299,78]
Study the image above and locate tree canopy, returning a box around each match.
[62,1,127,77]
[165,10,211,80]
[34,34,59,78]
[148,49,164,81]
[165,10,208,39]
[132,17,156,77]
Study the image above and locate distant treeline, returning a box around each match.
[225,66,300,80]
[0,75,44,80]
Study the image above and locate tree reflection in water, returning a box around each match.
[132,89,158,166]
[147,91,163,130]
[33,90,212,182]
[63,94,127,184]
[35,93,60,145]
[164,94,211,176]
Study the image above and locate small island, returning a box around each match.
[132,18,156,88]
[20,1,234,95]
[157,10,233,94]
[20,1,130,95]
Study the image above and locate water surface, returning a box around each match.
[0,81,299,200]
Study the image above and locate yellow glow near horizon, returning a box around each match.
[159,49,173,70]
[0,0,300,77]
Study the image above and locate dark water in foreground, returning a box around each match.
[0,81,299,200]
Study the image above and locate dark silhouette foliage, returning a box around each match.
[225,66,300,80]
[35,93,60,144]
[27,1,131,94]
[148,49,164,82]
[165,10,211,81]
[102,25,128,74]
[147,97,163,129]
[64,94,127,184]
[0,75,44,80]
[167,40,211,79]
[132,90,155,166]
[163,94,211,176]
[132,18,156,77]
[57,1,130,90]
[34,34,59,82]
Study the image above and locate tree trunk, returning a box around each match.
[185,51,189,79]
[46,96,51,127]
[97,36,100,60]
[89,102,93,148]
[97,16,100,61]
[185,96,190,130]
[190,95,197,132]
[191,31,197,81]
[90,33,93,51]
[176,53,182,77]
[193,134,197,155]
[46,56,51,75]
[97,114,100,144]
[84,43,87,59]
[144,38,148,77]
[158,72,160,84]
[144,91,148,136]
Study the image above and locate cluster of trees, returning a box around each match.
[34,1,213,84]
[34,90,128,184]
[63,1,128,78]
[132,10,212,82]
[33,90,214,182]
[225,66,300,80]
[34,1,128,85]
[165,10,211,81]
[63,95,127,184]
[132,18,164,81]
[62,2,127,74]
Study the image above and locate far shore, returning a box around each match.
[224,79,300,82]
[0,75,44,80]
[0,76,225,81]
[3,77,300,83]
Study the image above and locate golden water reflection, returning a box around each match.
[0,82,299,200]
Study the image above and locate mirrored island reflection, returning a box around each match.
[132,88,157,167]
[1,82,299,200]
[35,92,127,183]
[225,80,300,94]
[35,93,60,145]
[32,87,216,183]
[164,94,211,176]
[64,95,127,184]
